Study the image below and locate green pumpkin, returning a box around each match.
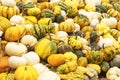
[100,61,110,72]
[31,24,55,39]
[113,2,120,12]
[86,50,103,64]
[110,54,120,67]
[74,14,90,28]
[96,5,108,13]
[35,38,57,60]
[58,22,76,33]
[100,46,116,61]
[58,2,69,12]
[55,14,65,23]
[40,9,55,21]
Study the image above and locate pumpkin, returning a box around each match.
[56,61,77,74]
[5,42,28,56]
[52,5,61,15]
[0,72,14,80]
[20,34,38,49]
[77,57,88,67]
[44,33,60,44]
[106,67,120,80]
[67,6,78,18]
[35,38,57,60]
[27,7,41,16]
[55,31,68,41]
[38,18,52,25]
[86,68,98,78]
[100,61,110,72]
[84,3,96,12]
[100,45,116,61]
[22,51,40,65]
[95,22,110,36]
[98,13,110,20]
[57,42,73,53]
[113,2,120,12]
[1,0,16,7]
[14,65,38,80]
[100,17,117,29]
[4,25,26,42]
[24,16,37,24]
[85,0,101,6]
[0,5,20,19]
[47,54,65,66]
[0,16,12,32]
[68,36,83,49]
[40,9,55,21]
[87,64,101,74]
[37,71,60,80]
[58,21,76,33]
[96,5,107,13]
[0,56,9,72]
[64,52,77,62]
[110,54,120,67]
[8,56,27,69]
[55,14,65,23]
[85,50,103,64]
[33,63,49,75]
[10,15,25,25]
[74,14,90,28]
[75,66,94,78]
[58,2,69,12]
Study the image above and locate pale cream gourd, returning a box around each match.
[106,67,120,80]
[22,51,40,65]
[20,35,37,48]
[1,0,16,7]
[56,31,68,41]
[37,71,60,80]
[33,63,49,75]
[8,56,27,69]
[5,42,28,56]
[10,15,25,25]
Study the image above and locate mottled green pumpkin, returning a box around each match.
[100,61,110,72]
[113,2,120,12]
[35,38,57,60]
[86,50,103,64]
[74,14,90,28]
[58,22,76,33]
[100,46,116,61]
[96,5,107,13]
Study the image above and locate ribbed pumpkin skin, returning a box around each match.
[100,46,116,61]
[31,24,55,39]
[0,16,12,32]
[14,66,38,80]
[35,38,57,60]
[86,50,103,64]
[58,22,76,33]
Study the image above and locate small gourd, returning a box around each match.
[1,0,16,7]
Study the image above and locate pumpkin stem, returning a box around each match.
[48,33,52,41]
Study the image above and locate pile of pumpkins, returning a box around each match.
[1,0,120,80]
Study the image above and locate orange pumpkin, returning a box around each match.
[0,56,9,72]
[47,54,66,66]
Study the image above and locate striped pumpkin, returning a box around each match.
[31,24,55,39]
[35,38,57,60]
[86,50,103,64]
[58,22,76,33]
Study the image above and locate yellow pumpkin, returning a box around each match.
[0,72,14,80]
[77,57,88,67]
[0,16,12,32]
[27,7,41,16]
[14,65,38,80]
[24,16,38,24]
[4,25,26,42]
[47,54,65,67]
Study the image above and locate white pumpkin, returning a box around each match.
[10,15,25,25]
[33,63,49,75]
[106,67,120,80]
[1,0,16,7]
[90,18,99,27]
[22,51,40,65]
[0,30,3,37]
[65,18,74,23]
[74,23,80,32]
[20,35,37,48]
[56,31,68,41]
[37,71,60,80]
[100,17,117,29]
[97,36,114,48]
[8,56,27,69]
[5,42,28,56]
[85,0,101,6]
